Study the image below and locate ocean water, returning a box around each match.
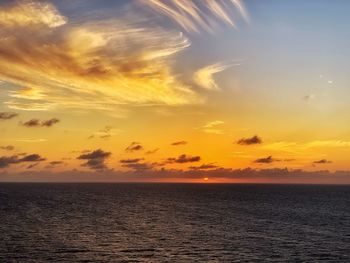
[0,183,349,262]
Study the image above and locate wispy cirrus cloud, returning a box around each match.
[0,0,247,114]
[0,1,197,113]
[141,0,249,33]
[194,62,233,90]
[199,120,225,134]
[0,1,66,28]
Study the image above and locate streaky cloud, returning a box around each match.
[141,0,249,33]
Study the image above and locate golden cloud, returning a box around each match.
[0,1,247,114]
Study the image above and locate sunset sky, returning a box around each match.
[0,0,350,183]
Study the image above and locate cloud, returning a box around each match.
[198,120,225,134]
[26,162,39,169]
[45,161,65,169]
[20,154,45,162]
[41,118,59,127]
[0,145,15,151]
[189,163,219,170]
[146,148,159,154]
[0,0,250,114]
[194,62,232,90]
[120,158,144,164]
[22,119,40,127]
[77,149,111,170]
[0,1,66,28]
[0,1,202,113]
[49,161,64,166]
[125,142,143,153]
[88,126,120,140]
[313,159,332,164]
[0,156,18,168]
[237,135,262,145]
[21,118,60,127]
[167,154,201,163]
[171,141,187,146]
[0,112,18,120]
[0,153,46,168]
[141,0,249,33]
[122,162,155,171]
[254,156,279,164]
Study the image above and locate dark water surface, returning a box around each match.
[0,183,349,262]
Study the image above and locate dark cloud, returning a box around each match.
[27,163,40,169]
[254,156,279,164]
[171,141,187,146]
[189,163,219,170]
[4,168,350,184]
[146,148,159,154]
[0,153,46,168]
[49,161,64,166]
[0,112,18,120]
[88,126,113,140]
[22,118,60,127]
[0,156,18,168]
[125,142,143,152]
[120,158,144,164]
[0,145,15,151]
[122,162,154,171]
[313,159,332,164]
[237,135,262,145]
[167,154,201,163]
[41,118,60,127]
[22,119,40,127]
[45,160,65,169]
[77,149,111,170]
[20,154,46,162]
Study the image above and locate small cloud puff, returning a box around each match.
[237,135,262,145]
[0,112,18,120]
[125,142,143,153]
[313,159,332,164]
[171,141,187,146]
[167,154,201,164]
[254,156,279,164]
[22,118,60,127]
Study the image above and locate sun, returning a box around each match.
[203,177,209,182]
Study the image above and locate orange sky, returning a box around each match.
[0,0,349,184]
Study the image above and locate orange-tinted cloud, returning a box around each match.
[0,112,18,120]
[237,135,262,145]
[77,149,111,170]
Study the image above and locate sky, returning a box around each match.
[0,0,350,183]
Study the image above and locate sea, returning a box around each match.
[0,183,349,262]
